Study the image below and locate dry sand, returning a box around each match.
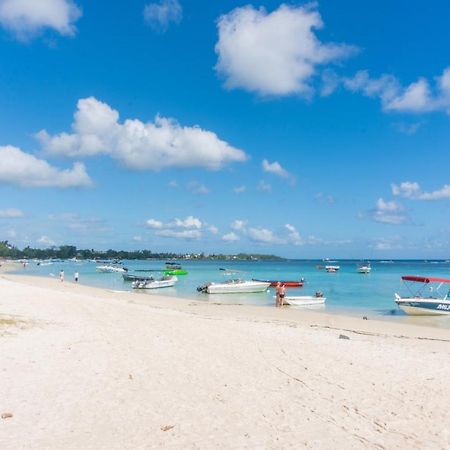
[1,272,450,449]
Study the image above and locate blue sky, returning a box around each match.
[1,0,450,258]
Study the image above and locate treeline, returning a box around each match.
[0,241,283,261]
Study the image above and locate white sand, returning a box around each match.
[1,273,450,449]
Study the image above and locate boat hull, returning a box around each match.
[253,279,304,287]
[132,278,177,290]
[283,296,326,306]
[205,281,270,294]
[395,296,450,315]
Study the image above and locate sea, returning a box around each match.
[15,259,450,329]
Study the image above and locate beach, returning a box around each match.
[1,271,450,449]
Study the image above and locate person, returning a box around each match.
[74,271,79,283]
[59,269,64,282]
[279,283,286,306]
[276,282,286,307]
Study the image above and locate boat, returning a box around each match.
[164,269,188,275]
[132,275,177,290]
[325,265,340,272]
[394,275,450,315]
[282,292,326,306]
[252,278,305,287]
[219,268,246,275]
[357,262,371,274]
[165,262,182,270]
[96,265,128,273]
[197,279,270,294]
[123,273,154,282]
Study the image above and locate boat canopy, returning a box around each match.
[402,275,450,284]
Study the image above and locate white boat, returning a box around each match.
[132,275,177,290]
[197,279,270,294]
[395,275,450,315]
[283,294,326,306]
[96,265,128,273]
[357,262,371,274]
[325,265,340,272]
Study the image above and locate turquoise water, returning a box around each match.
[15,259,450,327]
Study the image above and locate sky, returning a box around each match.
[1,0,450,258]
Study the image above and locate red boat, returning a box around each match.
[252,278,305,287]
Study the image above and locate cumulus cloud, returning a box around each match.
[231,219,246,231]
[0,0,81,39]
[370,198,409,225]
[262,159,289,178]
[37,97,247,171]
[222,231,239,242]
[0,145,92,188]
[145,215,206,240]
[285,223,303,245]
[144,0,182,32]
[37,235,56,246]
[156,229,201,240]
[247,227,277,243]
[0,208,24,218]
[315,192,336,204]
[392,181,450,201]
[343,67,450,115]
[215,4,356,96]
[146,219,164,229]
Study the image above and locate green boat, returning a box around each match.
[164,269,188,275]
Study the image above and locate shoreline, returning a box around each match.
[1,272,450,448]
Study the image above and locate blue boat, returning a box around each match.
[395,275,450,315]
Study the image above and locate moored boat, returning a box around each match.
[252,278,305,287]
[325,265,340,272]
[283,292,326,306]
[123,273,154,282]
[164,269,188,275]
[357,262,371,274]
[96,265,128,273]
[395,275,450,315]
[197,279,270,294]
[132,275,177,290]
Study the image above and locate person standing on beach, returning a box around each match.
[74,271,79,283]
[275,282,282,307]
[59,270,64,282]
[279,283,286,306]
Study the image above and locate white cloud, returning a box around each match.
[215,4,356,96]
[231,219,246,231]
[371,198,409,225]
[208,225,219,235]
[233,185,246,194]
[0,208,24,218]
[169,216,202,229]
[344,67,450,115]
[0,0,81,39]
[37,97,247,171]
[167,180,178,188]
[144,0,182,32]
[392,181,450,201]
[247,227,277,243]
[146,215,206,240]
[262,159,289,178]
[285,223,303,245]
[0,145,92,188]
[187,180,210,195]
[257,180,272,192]
[156,229,201,240]
[37,235,55,246]
[146,219,164,229]
[132,235,142,242]
[222,231,239,242]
